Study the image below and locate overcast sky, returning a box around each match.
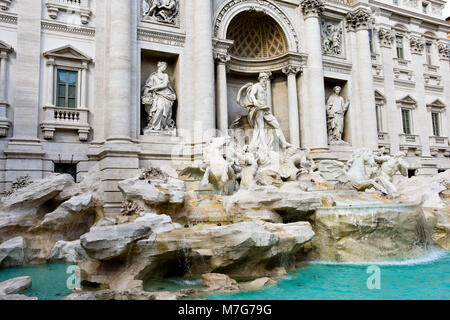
[445,1,450,18]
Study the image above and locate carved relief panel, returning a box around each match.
[321,19,344,57]
[142,0,180,27]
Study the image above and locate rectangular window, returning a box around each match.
[402,109,412,135]
[393,0,398,5]
[376,105,383,133]
[396,36,404,60]
[54,163,77,182]
[57,70,78,108]
[425,43,432,65]
[368,29,374,54]
[422,3,428,14]
[431,112,441,137]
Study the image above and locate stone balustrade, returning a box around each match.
[41,105,90,141]
[399,133,422,156]
[45,0,91,24]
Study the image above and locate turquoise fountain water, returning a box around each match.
[0,263,73,300]
[208,250,450,300]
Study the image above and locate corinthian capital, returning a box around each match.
[282,65,302,76]
[346,8,372,32]
[300,0,325,19]
[438,42,450,60]
[409,36,425,55]
[378,28,395,48]
[214,52,231,64]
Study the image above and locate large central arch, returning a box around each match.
[214,0,300,53]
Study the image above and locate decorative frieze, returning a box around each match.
[321,20,343,57]
[300,0,325,18]
[409,36,425,55]
[142,0,180,26]
[378,28,395,48]
[137,27,186,47]
[346,8,372,32]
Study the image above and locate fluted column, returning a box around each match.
[266,72,273,113]
[283,65,302,147]
[80,65,87,109]
[45,58,55,106]
[106,0,132,143]
[378,27,400,153]
[215,53,230,136]
[300,0,328,152]
[346,8,378,149]
[193,0,216,138]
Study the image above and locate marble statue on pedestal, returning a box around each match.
[143,0,179,25]
[142,61,177,134]
[232,72,293,151]
[326,86,350,145]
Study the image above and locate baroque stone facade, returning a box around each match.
[0,0,449,216]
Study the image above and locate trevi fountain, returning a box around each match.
[0,0,449,301]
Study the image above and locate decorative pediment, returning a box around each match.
[427,99,446,112]
[0,40,13,55]
[397,95,417,108]
[43,45,92,63]
[374,90,386,103]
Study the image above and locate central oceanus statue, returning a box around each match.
[231,72,293,152]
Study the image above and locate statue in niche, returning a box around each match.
[232,72,293,152]
[142,61,177,134]
[326,86,350,145]
[143,0,179,25]
[322,22,343,56]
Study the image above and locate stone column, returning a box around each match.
[5,0,45,185]
[0,53,11,138]
[192,0,216,139]
[378,27,400,154]
[266,72,273,113]
[106,0,132,143]
[409,34,431,158]
[283,65,302,147]
[346,8,378,150]
[300,0,328,152]
[438,42,450,142]
[215,53,230,136]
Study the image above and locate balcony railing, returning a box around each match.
[46,0,91,24]
[41,105,90,141]
[399,133,422,156]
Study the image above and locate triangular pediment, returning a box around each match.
[374,90,386,102]
[427,99,446,109]
[397,95,417,106]
[0,40,13,53]
[43,45,92,62]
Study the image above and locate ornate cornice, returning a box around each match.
[346,8,372,32]
[41,21,95,37]
[137,27,186,47]
[409,36,425,55]
[300,0,324,19]
[378,28,395,48]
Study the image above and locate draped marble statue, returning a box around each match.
[143,0,179,25]
[326,86,350,145]
[232,72,293,151]
[142,61,177,134]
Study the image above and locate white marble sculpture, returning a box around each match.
[232,72,293,152]
[180,136,239,195]
[320,148,409,195]
[142,61,177,134]
[143,0,179,24]
[374,152,409,194]
[326,86,350,145]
